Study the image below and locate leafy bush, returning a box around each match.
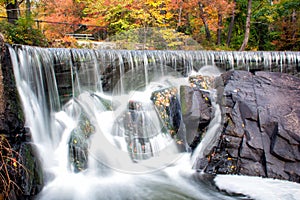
[49,36,80,48]
[0,17,48,47]
[107,27,203,50]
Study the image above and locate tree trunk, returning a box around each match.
[216,12,222,45]
[6,1,20,24]
[26,0,31,18]
[177,0,183,27]
[198,2,211,41]
[239,0,252,51]
[291,9,297,42]
[226,0,236,46]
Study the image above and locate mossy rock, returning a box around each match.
[69,114,95,172]
[189,75,215,90]
[150,87,181,137]
[19,142,44,196]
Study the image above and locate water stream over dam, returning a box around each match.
[8,45,300,199]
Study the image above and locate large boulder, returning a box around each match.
[195,70,300,182]
[180,85,211,150]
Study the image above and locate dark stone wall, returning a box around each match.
[0,35,43,199]
[0,38,25,138]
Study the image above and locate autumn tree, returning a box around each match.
[0,0,297,50]
[0,0,22,23]
[214,0,234,45]
[78,0,135,35]
[176,0,233,45]
[171,0,192,35]
[174,0,184,28]
[79,0,176,36]
[226,0,236,46]
[40,0,85,39]
[271,0,300,50]
[230,0,299,51]
[198,1,211,41]
[138,0,175,28]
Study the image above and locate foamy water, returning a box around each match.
[215,175,300,200]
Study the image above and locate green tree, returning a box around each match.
[0,16,48,46]
[226,0,299,51]
[0,0,32,23]
[239,0,252,50]
[226,0,236,46]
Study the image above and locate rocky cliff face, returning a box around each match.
[193,70,300,182]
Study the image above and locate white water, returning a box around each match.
[215,175,300,200]
[9,45,300,199]
[190,66,223,166]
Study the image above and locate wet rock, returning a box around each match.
[180,85,211,149]
[91,93,115,111]
[0,44,25,137]
[151,87,181,138]
[201,151,238,174]
[69,114,95,172]
[1,36,44,199]
[113,100,162,160]
[196,70,300,183]
[188,75,214,90]
[18,142,44,196]
[239,159,266,177]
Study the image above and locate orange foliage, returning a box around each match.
[185,0,234,32]
[272,17,300,50]
[50,36,79,48]
[39,0,234,44]
[41,0,85,40]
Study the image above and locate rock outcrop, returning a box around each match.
[194,70,300,182]
[180,85,211,150]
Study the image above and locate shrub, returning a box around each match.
[0,17,48,47]
[0,135,25,199]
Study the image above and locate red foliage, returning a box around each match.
[41,0,85,39]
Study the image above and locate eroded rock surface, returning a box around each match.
[195,71,300,182]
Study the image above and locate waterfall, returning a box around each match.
[190,66,223,167]
[8,45,300,199]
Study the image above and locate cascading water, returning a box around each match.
[190,66,223,167]
[8,45,300,200]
